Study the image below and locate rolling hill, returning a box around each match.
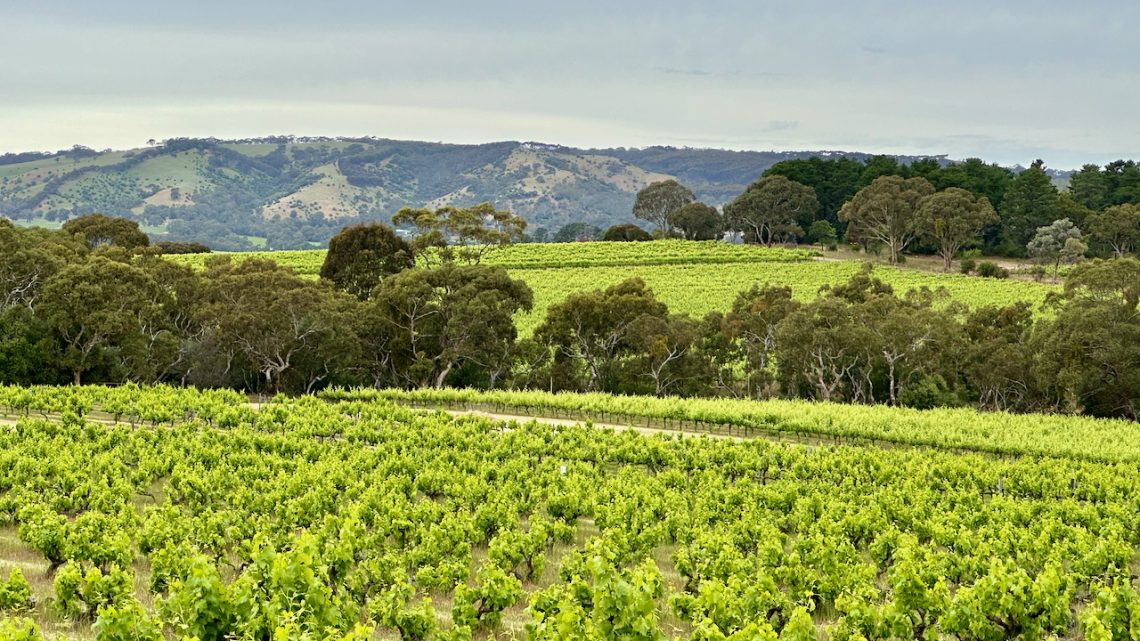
[0,136,949,250]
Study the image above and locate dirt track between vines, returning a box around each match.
[436,407,744,441]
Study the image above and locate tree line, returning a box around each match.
[564,157,1139,272]
[2,211,1137,420]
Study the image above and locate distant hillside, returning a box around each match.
[0,136,950,250]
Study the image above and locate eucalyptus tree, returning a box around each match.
[632,179,694,235]
[916,188,997,271]
[725,175,817,246]
[839,176,935,264]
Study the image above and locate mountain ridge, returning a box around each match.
[0,136,1035,250]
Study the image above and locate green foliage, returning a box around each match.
[159,554,233,641]
[667,203,723,241]
[198,257,357,392]
[777,607,815,641]
[1000,160,1060,254]
[672,573,788,640]
[1068,160,1140,211]
[529,543,664,641]
[763,156,865,227]
[552,222,602,242]
[942,561,1070,641]
[633,179,695,233]
[319,222,413,299]
[1086,203,1140,257]
[17,504,68,569]
[806,220,837,249]
[392,202,527,266]
[975,261,1008,278]
[8,383,1140,640]
[92,599,163,641]
[1082,579,1140,641]
[602,223,654,242]
[368,578,437,641]
[916,187,997,270]
[150,240,211,254]
[53,562,134,620]
[369,263,533,388]
[534,277,667,392]
[839,175,934,264]
[38,255,169,384]
[1027,218,1085,280]
[1032,257,1140,418]
[451,563,522,630]
[725,175,817,246]
[0,618,45,641]
[488,518,572,582]
[0,568,34,612]
[61,214,150,251]
[67,511,133,570]
[226,534,351,639]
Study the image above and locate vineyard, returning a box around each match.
[167,241,1057,334]
[165,240,819,275]
[1,385,1139,640]
[327,387,1140,464]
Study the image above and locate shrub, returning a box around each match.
[976,261,1009,279]
[959,258,977,274]
[152,241,211,254]
[602,224,653,242]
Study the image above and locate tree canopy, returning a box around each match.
[319,222,413,299]
[839,176,935,264]
[1087,204,1140,258]
[1027,218,1085,281]
[371,264,532,388]
[61,214,150,251]
[632,180,694,235]
[392,202,526,265]
[552,223,602,243]
[666,203,723,241]
[725,175,817,246]
[916,188,998,271]
[602,224,653,242]
[1000,161,1060,255]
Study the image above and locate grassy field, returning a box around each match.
[167,241,1057,334]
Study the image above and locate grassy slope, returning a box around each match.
[0,141,666,230]
[261,163,377,220]
[126,152,212,190]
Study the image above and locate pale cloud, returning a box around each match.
[2,1,1138,168]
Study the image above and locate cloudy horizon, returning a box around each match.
[3,1,1137,169]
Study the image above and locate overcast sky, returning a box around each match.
[2,1,1136,168]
